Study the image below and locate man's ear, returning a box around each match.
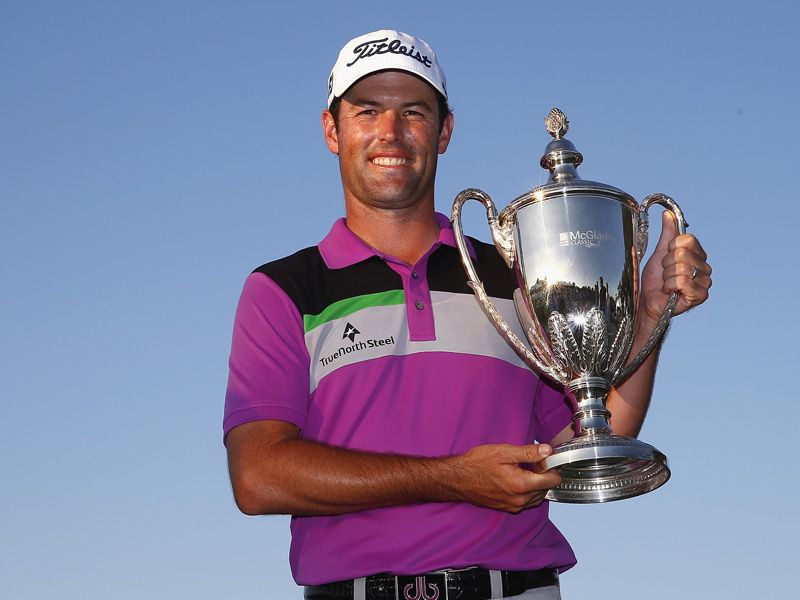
[322,110,339,155]
[438,111,454,154]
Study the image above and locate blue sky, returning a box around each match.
[2,1,798,598]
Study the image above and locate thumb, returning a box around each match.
[515,444,553,464]
[654,210,678,253]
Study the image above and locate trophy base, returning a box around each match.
[543,434,670,503]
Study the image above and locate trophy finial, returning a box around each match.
[544,108,569,140]
[540,108,582,180]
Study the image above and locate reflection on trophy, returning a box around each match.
[452,108,687,503]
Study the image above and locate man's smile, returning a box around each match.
[370,156,412,166]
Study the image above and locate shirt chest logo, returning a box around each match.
[342,322,360,342]
[318,320,396,368]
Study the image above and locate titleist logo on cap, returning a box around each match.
[346,36,433,69]
[327,30,446,107]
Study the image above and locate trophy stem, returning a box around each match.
[568,376,612,437]
[544,375,671,503]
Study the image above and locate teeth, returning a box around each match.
[372,157,410,166]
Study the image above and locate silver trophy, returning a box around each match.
[451,108,687,503]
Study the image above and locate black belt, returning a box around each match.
[304,567,559,600]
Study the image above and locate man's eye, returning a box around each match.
[357,109,377,116]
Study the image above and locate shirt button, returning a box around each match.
[415,300,424,310]
[411,271,419,279]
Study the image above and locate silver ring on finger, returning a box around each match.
[691,266,699,280]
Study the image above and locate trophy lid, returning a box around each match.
[529,107,635,209]
[540,108,583,182]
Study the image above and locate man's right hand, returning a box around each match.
[443,443,561,513]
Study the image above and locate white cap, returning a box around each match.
[327,30,447,108]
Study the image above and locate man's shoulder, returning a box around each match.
[249,244,401,318]
[252,245,324,281]
[248,246,327,312]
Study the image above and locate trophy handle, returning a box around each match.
[614,193,688,383]
[451,189,565,381]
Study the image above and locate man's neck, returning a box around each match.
[344,203,440,266]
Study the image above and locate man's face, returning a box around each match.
[322,71,454,213]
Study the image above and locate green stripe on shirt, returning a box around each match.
[303,290,405,333]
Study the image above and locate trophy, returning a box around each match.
[451,108,687,503]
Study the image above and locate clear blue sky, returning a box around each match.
[2,1,797,598]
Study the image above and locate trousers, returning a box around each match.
[507,586,562,600]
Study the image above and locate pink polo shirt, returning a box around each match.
[224,214,576,584]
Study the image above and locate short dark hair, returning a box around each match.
[328,91,452,133]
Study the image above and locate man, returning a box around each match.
[224,30,712,600]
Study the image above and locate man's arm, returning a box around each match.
[607,211,712,436]
[224,273,561,518]
[226,419,561,517]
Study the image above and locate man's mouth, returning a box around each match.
[370,156,412,166]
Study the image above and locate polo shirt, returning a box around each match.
[224,213,576,585]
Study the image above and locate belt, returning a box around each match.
[304,567,559,600]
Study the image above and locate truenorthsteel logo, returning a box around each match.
[559,230,611,248]
[319,321,396,367]
[342,322,360,342]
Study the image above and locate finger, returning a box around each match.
[662,266,713,291]
[662,239,707,266]
[661,260,713,283]
[512,444,553,465]
[661,247,712,284]
[661,272,711,312]
[667,233,708,262]
[662,272,712,301]
[523,491,549,509]
[520,466,562,492]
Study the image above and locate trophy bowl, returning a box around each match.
[452,108,686,503]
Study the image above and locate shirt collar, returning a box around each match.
[319,212,476,269]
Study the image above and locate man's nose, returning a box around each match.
[376,111,402,142]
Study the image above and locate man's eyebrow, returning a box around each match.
[348,98,435,111]
[401,99,435,111]
[349,99,382,107]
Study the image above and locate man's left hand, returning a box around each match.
[640,210,713,324]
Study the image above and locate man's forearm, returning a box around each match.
[606,317,664,437]
[227,420,560,517]
[232,436,456,516]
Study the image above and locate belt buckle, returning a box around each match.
[395,573,448,600]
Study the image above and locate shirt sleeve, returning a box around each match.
[223,272,310,443]
[532,377,574,444]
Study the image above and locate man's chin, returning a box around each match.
[362,186,424,209]
[366,197,421,210]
